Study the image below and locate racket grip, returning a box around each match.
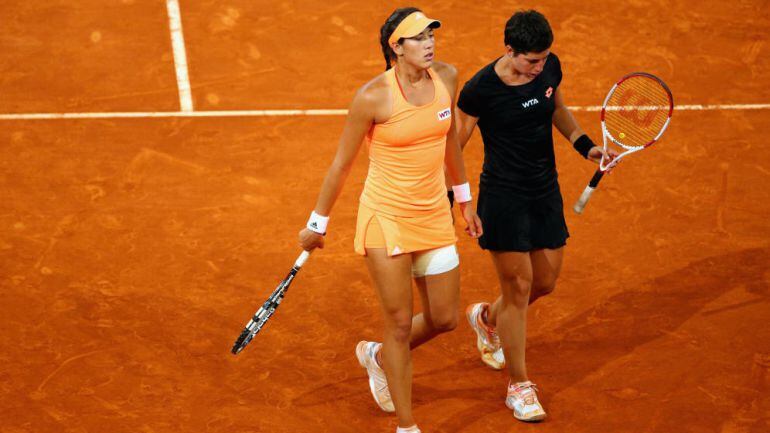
[573,169,606,214]
[295,250,311,268]
[588,170,605,188]
[573,185,596,214]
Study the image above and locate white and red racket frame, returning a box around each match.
[573,72,674,214]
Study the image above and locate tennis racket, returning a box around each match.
[573,72,674,214]
[231,250,311,355]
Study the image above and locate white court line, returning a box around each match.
[165,0,194,112]
[0,109,348,120]
[573,104,770,112]
[0,104,769,120]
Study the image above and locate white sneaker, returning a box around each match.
[465,303,505,370]
[355,341,395,412]
[396,425,421,433]
[506,381,546,422]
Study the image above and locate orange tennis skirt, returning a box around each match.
[353,202,456,256]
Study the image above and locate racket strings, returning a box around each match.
[605,76,671,148]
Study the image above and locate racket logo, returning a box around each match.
[437,108,451,121]
[545,86,553,98]
[617,90,657,127]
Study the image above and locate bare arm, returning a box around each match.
[455,107,479,151]
[552,87,586,144]
[435,64,470,186]
[435,62,482,237]
[311,89,374,215]
[299,86,377,250]
[552,87,618,165]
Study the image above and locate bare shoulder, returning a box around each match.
[354,73,390,107]
[349,72,392,122]
[432,61,458,82]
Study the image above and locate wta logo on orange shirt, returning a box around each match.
[437,108,451,121]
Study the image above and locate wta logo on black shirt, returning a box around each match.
[456,53,564,197]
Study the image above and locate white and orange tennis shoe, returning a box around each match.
[355,340,395,413]
[466,303,505,370]
[506,380,546,422]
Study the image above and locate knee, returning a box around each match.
[501,276,533,307]
[384,310,413,343]
[427,310,458,334]
[533,280,557,298]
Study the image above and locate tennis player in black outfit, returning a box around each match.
[457,10,617,421]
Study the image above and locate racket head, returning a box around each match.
[230,295,280,355]
[231,328,256,354]
[601,72,673,152]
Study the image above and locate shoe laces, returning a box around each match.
[489,328,501,348]
[509,381,539,406]
[370,346,390,395]
[476,309,501,349]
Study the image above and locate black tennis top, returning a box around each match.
[458,53,563,198]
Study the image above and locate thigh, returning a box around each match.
[365,248,415,317]
[490,250,533,285]
[529,247,564,287]
[414,266,460,322]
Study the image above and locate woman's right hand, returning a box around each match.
[459,201,483,239]
[299,228,325,251]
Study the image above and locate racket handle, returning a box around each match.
[573,186,595,214]
[588,169,605,188]
[295,250,311,268]
[573,170,605,214]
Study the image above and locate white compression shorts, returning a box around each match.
[411,244,459,278]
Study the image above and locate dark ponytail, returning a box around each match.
[379,7,422,70]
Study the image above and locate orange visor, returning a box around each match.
[388,12,441,45]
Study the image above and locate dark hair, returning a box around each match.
[379,7,422,70]
[504,10,553,55]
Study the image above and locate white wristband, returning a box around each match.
[306,211,329,235]
[451,182,472,203]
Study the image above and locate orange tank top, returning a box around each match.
[360,67,453,216]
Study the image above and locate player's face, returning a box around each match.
[397,28,436,68]
[511,49,550,79]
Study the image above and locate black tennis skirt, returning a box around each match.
[477,186,569,252]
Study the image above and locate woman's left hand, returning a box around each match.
[459,202,483,238]
[587,146,620,171]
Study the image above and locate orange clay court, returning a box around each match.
[1,1,769,432]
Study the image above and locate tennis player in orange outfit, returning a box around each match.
[298,8,482,433]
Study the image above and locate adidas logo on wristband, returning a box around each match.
[307,211,329,235]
